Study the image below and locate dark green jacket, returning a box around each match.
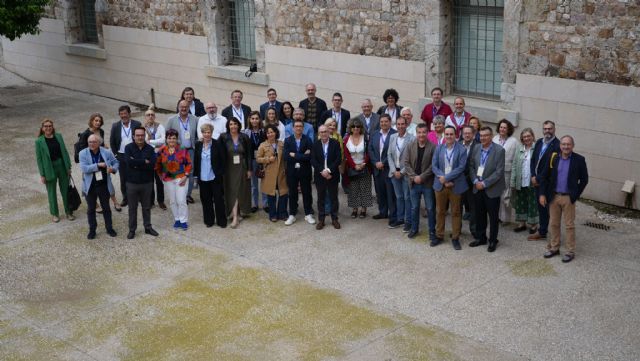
[35,133,71,181]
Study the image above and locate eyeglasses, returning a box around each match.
[145,113,155,117]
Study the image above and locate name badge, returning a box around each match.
[95,170,103,181]
[295,162,300,169]
[184,132,190,140]
[233,155,241,164]
[476,166,485,178]
[445,165,452,175]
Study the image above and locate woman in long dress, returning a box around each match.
[493,119,519,224]
[220,117,252,228]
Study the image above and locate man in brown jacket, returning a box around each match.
[403,123,436,240]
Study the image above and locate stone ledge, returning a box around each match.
[417,96,519,127]
[205,65,269,86]
[64,43,107,60]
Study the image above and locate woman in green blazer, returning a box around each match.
[35,118,74,222]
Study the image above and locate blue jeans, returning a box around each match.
[251,159,268,208]
[267,193,288,220]
[410,184,435,237]
[391,176,411,224]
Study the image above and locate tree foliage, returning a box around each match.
[0,0,51,41]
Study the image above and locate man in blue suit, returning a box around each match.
[432,126,468,249]
[283,119,316,226]
[368,114,397,225]
[79,134,119,239]
[259,88,283,120]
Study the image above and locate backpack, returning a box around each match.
[73,132,83,163]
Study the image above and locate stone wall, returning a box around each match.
[264,0,430,61]
[520,0,640,86]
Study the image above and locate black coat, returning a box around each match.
[221,104,252,129]
[538,151,588,204]
[193,139,227,180]
[311,138,341,182]
[176,98,206,117]
[283,134,313,178]
[531,137,560,179]
[109,119,142,153]
[320,108,351,137]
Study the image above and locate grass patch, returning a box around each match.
[506,259,557,277]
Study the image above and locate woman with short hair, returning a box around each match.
[427,115,446,145]
[193,123,227,228]
[510,128,539,233]
[35,118,74,222]
[155,129,192,230]
[343,118,373,218]
[220,117,252,228]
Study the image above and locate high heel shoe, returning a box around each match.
[230,219,238,229]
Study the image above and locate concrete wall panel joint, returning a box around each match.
[205,65,269,86]
[64,43,106,60]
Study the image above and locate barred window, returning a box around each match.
[452,0,504,99]
[229,0,256,64]
[80,0,98,43]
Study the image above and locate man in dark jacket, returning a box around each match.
[283,119,316,226]
[311,125,341,230]
[109,105,141,207]
[299,83,328,133]
[538,135,588,263]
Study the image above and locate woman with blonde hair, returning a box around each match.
[35,118,74,222]
[510,127,539,233]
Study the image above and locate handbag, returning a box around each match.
[67,176,82,212]
[255,164,265,179]
[347,166,367,179]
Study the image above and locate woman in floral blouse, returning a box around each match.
[155,129,192,230]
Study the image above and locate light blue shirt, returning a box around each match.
[199,143,215,181]
[285,122,315,142]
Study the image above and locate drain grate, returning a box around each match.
[583,221,611,231]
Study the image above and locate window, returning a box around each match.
[80,0,98,43]
[452,0,504,99]
[228,0,256,65]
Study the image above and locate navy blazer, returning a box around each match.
[193,139,227,180]
[221,104,252,129]
[432,142,469,194]
[320,108,351,137]
[538,152,588,204]
[368,128,397,176]
[311,138,341,182]
[259,100,283,120]
[283,134,313,178]
[176,98,206,117]
[109,119,142,154]
[531,137,560,179]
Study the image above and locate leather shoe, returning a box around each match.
[543,250,560,258]
[107,229,117,237]
[315,220,325,230]
[145,228,159,236]
[186,196,195,204]
[127,231,135,239]
[407,230,418,239]
[87,231,96,240]
[561,253,575,263]
[528,232,546,241]
[158,202,167,210]
[332,219,341,229]
[372,214,388,220]
[430,237,442,247]
[120,200,128,207]
[451,239,462,250]
[488,240,498,252]
[468,239,487,247]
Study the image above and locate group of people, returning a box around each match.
[35,85,588,262]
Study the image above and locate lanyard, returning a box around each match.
[364,116,371,130]
[481,145,492,167]
[233,106,244,121]
[432,105,439,118]
[396,136,405,153]
[387,107,396,120]
[233,140,239,153]
[540,141,550,158]
[251,131,260,146]
[322,142,329,159]
[333,110,340,121]
[445,147,454,165]
[454,113,465,128]
[295,139,301,152]
[180,119,189,132]
[147,126,156,139]
[122,123,131,139]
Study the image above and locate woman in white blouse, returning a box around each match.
[493,119,518,224]
[144,107,167,210]
[343,119,373,218]
[510,128,539,233]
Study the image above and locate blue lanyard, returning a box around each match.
[432,105,439,118]
[251,131,260,146]
[540,142,550,158]
[445,147,454,164]
[122,123,131,139]
[180,119,189,132]
[233,107,244,120]
[480,145,492,167]
[147,126,156,139]
[323,143,329,159]
[233,141,239,153]
[295,139,301,152]
[91,151,101,164]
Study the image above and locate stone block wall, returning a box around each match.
[264,0,430,61]
[520,0,640,86]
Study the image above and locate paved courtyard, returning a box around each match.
[1,68,639,360]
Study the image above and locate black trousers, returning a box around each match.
[86,181,113,232]
[287,173,313,216]
[316,176,339,220]
[116,153,128,202]
[463,189,478,237]
[150,172,164,204]
[126,182,152,232]
[534,186,550,236]
[475,190,500,243]
[199,178,227,227]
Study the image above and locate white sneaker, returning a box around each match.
[284,215,296,226]
[304,214,316,225]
